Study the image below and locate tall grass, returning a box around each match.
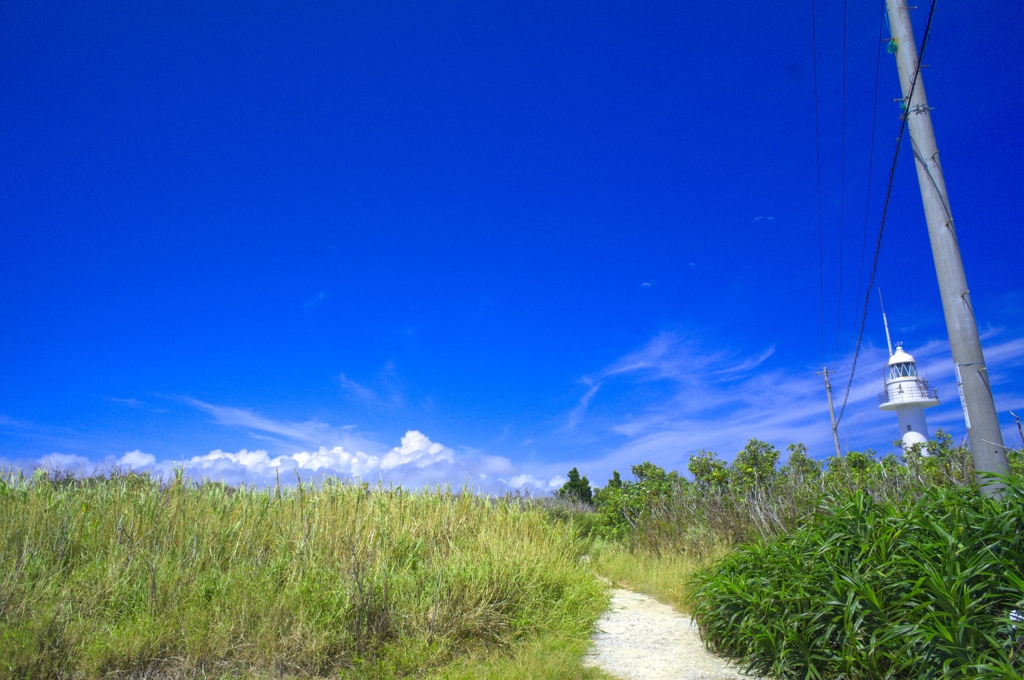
[688,475,1024,678]
[0,469,606,679]
[590,542,729,614]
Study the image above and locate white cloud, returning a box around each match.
[380,430,454,469]
[105,418,545,491]
[16,331,1021,495]
[118,450,156,467]
[36,452,92,468]
[506,474,566,490]
[175,445,380,480]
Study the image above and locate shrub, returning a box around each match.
[728,439,779,491]
[629,431,984,558]
[688,450,729,491]
[688,475,1024,678]
[592,462,679,542]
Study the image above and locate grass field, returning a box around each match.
[590,542,727,615]
[0,469,608,679]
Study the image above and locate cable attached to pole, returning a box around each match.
[852,5,886,353]
[836,0,938,426]
[834,0,849,367]
[811,0,824,365]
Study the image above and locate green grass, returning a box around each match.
[688,475,1024,679]
[0,470,608,679]
[426,631,614,680]
[591,541,728,614]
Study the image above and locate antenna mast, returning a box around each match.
[878,288,893,356]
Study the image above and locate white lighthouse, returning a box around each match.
[878,344,940,446]
[876,297,939,446]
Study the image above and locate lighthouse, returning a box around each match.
[878,344,940,446]
[876,294,939,446]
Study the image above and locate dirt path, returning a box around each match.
[584,588,757,680]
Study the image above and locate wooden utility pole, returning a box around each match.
[886,0,1009,495]
[818,367,842,458]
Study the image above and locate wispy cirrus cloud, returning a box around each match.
[604,332,775,382]
[565,332,776,430]
[560,330,1024,481]
[338,373,381,404]
[182,398,365,450]
[303,290,327,310]
[109,397,145,408]
[338,362,405,408]
[565,379,602,431]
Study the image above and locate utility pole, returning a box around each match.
[886,0,1009,495]
[817,367,842,458]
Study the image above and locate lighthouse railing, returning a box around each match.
[878,381,939,406]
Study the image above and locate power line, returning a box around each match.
[834,0,849,366]
[836,0,939,426]
[851,5,886,355]
[811,0,824,364]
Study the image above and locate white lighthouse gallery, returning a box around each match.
[878,344,940,447]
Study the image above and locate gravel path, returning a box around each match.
[585,589,757,680]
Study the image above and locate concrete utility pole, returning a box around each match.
[817,367,842,458]
[886,0,1009,494]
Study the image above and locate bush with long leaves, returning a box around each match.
[688,475,1024,678]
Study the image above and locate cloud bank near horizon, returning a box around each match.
[15,329,1024,492]
[35,427,566,493]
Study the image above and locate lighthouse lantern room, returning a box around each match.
[878,344,940,447]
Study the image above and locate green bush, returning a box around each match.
[728,439,779,491]
[591,463,679,541]
[689,475,1024,678]
[624,431,988,557]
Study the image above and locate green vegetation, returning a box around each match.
[557,468,593,505]
[690,477,1024,678]
[0,470,606,679]
[5,431,1022,679]
[590,462,680,543]
[587,431,1000,557]
[590,543,726,614]
[576,431,1024,678]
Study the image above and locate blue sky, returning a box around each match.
[2,0,1022,490]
